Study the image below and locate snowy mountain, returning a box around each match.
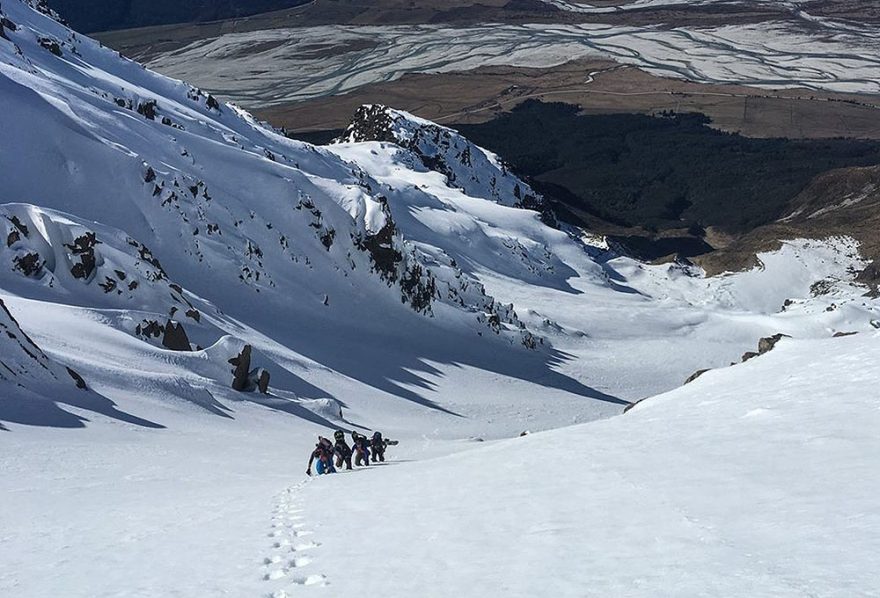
[2,1,880,595]
[338,104,556,225]
[1,0,877,425]
[0,0,565,420]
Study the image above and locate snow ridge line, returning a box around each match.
[262,480,328,594]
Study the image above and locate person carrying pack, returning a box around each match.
[351,431,370,467]
[306,436,336,476]
[370,431,387,463]
[333,429,353,471]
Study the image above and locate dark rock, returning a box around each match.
[7,215,29,237]
[1,16,18,33]
[320,228,335,250]
[143,167,156,183]
[741,351,759,362]
[99,277,117,293]
[65,232,100,280]
[684,369,710,385]
[228,345,252,391]
[623,397,649,413]
[357,217,402,279]
[13,252,43,277]
[185,309,200,322]
[6,230,20,247]
[38,37,62,56]
[758,333,789,355]
[66,367,87,390]
[136,319,163,339]
[206,94,220,111]
[833,331,858,338]
[161,320,191,351]
[136,100,158,120]
[257,369,270,394]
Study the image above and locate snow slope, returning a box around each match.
[284,330,880,596]
[0,0,587,428]
[1,2,880,595]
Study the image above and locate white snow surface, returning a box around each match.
[1,1,880,595]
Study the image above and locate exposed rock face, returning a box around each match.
[687,333,791,385]
[256,369,270,394]
[338,105,556,225]
[0,297,86,393]
[684,368,710,385]
[227,346,273,393]
[37,36,61,56]
[228,345,252,392]
[66,366,87,389]
[758,333,789,355]
[65,232,100,280]
[161,320,191,352]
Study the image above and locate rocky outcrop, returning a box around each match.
[65,232,100,280]
[758,333,789,355]
[0,297,87,393]
[161,320,191,351]
[338,105,556,225]
[227,344,271,393]
[229,344,252,391]
[134,319,192,351]
[687,333,792,384]
[684,368,710,385]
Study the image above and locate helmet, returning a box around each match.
[334,430,345,441]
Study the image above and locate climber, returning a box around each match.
[351,431,371,467]
[333,429,353,470]
[306,436,336,476]
[370,431,387,463]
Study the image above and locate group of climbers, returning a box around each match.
[306,430,395,476]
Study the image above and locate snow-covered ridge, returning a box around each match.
[337,105,555,225]
[0,0,561,416]
[0,0,877,431]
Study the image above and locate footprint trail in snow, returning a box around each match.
[262,481,328,594]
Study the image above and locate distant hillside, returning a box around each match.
[46,0,312,33]
[455,101,880,234]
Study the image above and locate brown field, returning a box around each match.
[254,60,880,140]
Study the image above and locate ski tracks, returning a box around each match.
[262,480,328,595]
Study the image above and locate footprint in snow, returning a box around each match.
[262,481,327,590]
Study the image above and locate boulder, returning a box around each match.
[758,333,789,355]
[256,368,270,394]
[228,345,252,391]
[684,369,710,385]
[741,351,759,362]
[161,320,191,352]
